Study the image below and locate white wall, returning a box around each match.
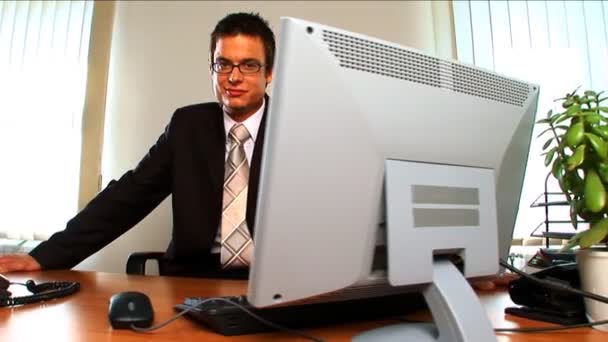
[75,0,452,273]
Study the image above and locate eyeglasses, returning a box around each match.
[211,61,265,74]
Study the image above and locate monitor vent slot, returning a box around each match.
[322,30,530,107]
[450,64,529,107]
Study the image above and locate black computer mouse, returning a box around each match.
[108,291,154,329]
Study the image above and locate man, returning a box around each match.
[0,12,274,278]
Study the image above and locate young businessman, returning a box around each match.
[0,12,274,278]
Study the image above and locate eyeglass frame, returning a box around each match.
[210,59,267,75]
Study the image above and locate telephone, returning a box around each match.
[0,273,9,298]
[1,272,80,307]
[506,262,586,325]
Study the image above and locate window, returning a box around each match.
[0,1,94,240]
[453,0,608,238]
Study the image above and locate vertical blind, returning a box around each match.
[0,1,93,240]
[452,0,608,238]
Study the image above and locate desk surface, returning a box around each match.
[0,270,605,341]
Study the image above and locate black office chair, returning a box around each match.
[126,251,165,275]
[126,251,249,278]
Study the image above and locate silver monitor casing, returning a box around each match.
[248,17,538,308]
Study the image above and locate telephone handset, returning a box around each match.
[0,273,10,298]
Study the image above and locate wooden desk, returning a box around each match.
[0,271,605,341]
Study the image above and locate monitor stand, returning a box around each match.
[353,160,498,341]
[352,259,496,341]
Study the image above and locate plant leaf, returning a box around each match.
[579,218,608,248]
[568,171,585,196]
[552,113,569,124]
[537,127,553,137]
[569,86,581,96]
[566,144,585,170]
[585,114,602,124]
[598,163,608,183]
[561,234,581,251]
[569,85,581,96]
[585,90,597,97]
[542,137,554,150]
[599,107,608,113]
[565,122,585,147]
[583,169,606,213]
[557,172,571,194]
[566,104,581,115]
[544,147,556,166]
[536,117,552,124]
[552,159,564,180]
[585,133,608,159]
[537,125,568,139]
[572,111,600,117]
[591,126,608,139]
[569,198,579,230]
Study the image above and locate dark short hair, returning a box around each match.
[210,12,276,72]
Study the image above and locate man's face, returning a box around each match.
[211,34,273,121]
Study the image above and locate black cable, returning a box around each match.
[497,258,608,333]
[131,297,327,342]
[1,280,80,307]
[133,260,608,337]
[499,259,608,304]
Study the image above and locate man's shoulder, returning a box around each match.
[174,101,222,118]
[166,102,223,133]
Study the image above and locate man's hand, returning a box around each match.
[0,254,41,273]
[470,272,518,291]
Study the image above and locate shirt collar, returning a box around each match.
[223,97,265,143]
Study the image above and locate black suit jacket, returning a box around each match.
[30,99,268,277]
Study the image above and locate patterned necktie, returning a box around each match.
[220,123,254,269]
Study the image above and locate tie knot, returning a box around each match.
[229,124,251,145]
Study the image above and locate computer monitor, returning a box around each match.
[248,17,539,341]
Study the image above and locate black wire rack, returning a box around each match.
[529,173,587,248]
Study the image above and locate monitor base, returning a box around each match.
[352,260,496,342]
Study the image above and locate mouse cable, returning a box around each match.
[133,261,608,337]
[131,297,327,342]
[495,259,608,333]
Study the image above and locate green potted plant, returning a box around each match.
[538,87,608,330]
